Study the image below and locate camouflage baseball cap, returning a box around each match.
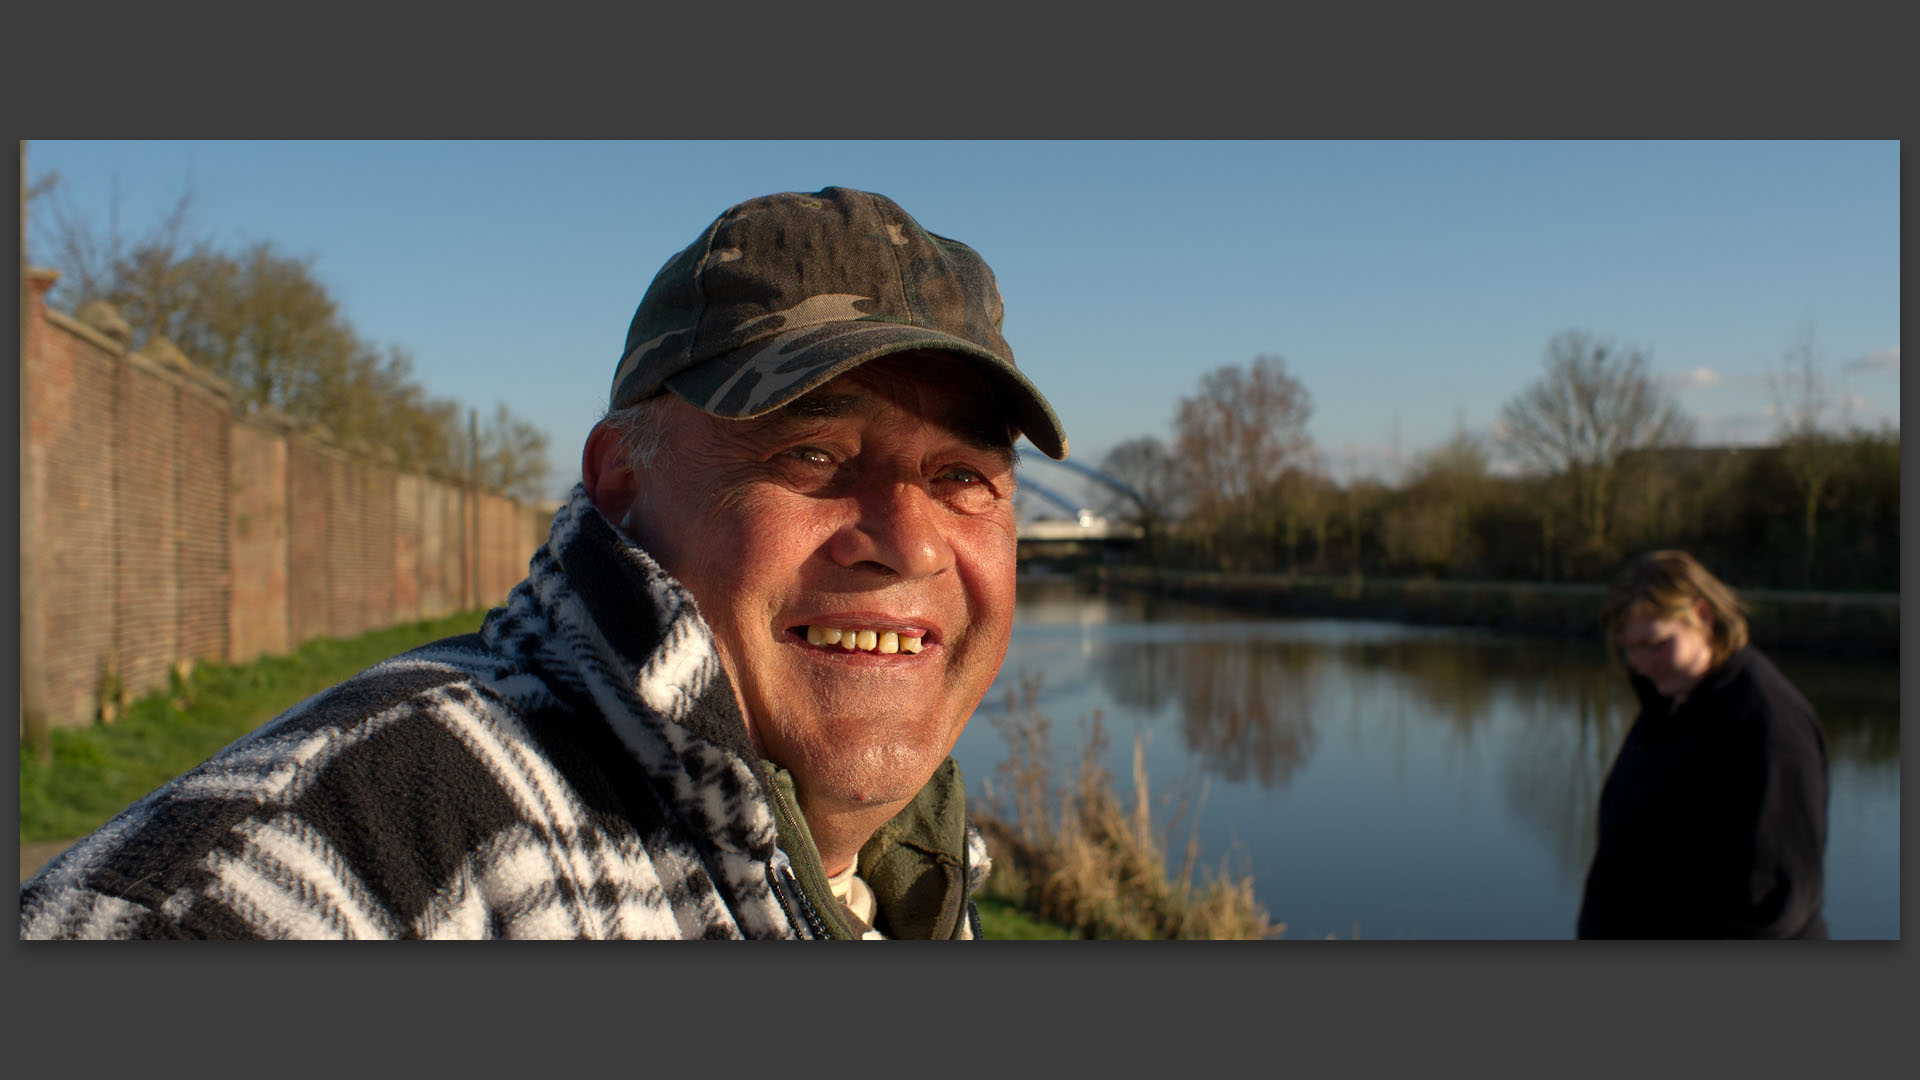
[611,187,1068,460]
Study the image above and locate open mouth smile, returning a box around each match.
[797,625,927,655]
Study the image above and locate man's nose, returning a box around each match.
[830,480,955,580]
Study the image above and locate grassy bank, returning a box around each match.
[974,897,1081,939]
[20,610,490,844]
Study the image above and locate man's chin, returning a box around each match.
[771,729,958,810]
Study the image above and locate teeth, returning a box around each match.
[804,626,925,654]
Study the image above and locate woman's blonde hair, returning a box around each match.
[1601,549,1749,667]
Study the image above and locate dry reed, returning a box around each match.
[974,674,1282,940]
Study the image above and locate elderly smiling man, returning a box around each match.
[21,187,1068,940]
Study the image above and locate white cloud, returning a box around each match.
[1845,346,1900,374]
[1659,366,1722,390]
[1696,396,1899,444]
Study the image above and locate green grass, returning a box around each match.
[19,610,490,844]
[975,897,1081,940]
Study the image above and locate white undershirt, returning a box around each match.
[825,862,888,940]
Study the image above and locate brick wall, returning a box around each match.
[22,275,119,726]
[20,273,559,733]
[324,453,366,640]
[114,354,181,703]
[175,379,230,666]
[392,471,424,624]
[228,420,290,663]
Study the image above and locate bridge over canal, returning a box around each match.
[1014,450,1146,557]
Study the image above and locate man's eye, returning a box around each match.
[784,447,835,466]
[938,465,985,484]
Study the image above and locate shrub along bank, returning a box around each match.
[1096,568,1897,660]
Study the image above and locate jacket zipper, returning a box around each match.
[961,830,980,941]
[761,765,862,940]
[767,847,831,940]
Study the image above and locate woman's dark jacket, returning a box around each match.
[1577,645,1828,939]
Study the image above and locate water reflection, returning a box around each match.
[965,583,1901,938]
[1495,662,1633,880]
[1333,636,1504,737]
[1769,655,1902,763]
[1173,641,1322,788]
[1090,631,1184,715]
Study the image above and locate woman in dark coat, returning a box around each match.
[1577,550,1829,939]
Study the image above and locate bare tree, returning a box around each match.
[34,173,206,328]
[1097,436,1183,521]
[475,403,555,503]
[1174,354,1314,512]
[25,164,61,206]
[1171,355,1316,570]
[1495,330,1692,570]
[1770,328,1849,588]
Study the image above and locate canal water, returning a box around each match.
[948,581,1901,939]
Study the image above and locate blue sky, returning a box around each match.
[23,140,1900,504]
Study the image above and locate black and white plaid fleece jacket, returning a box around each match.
[21,486,989,939]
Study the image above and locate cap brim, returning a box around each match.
[662,321,1068,460]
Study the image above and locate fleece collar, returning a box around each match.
[497,485,776,861]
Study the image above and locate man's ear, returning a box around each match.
[582,420,640,524]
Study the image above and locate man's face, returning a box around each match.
[615,352,1019,811]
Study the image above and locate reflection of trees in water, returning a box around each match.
[1496,663,1634,886]
[1093,637,1185,715]
[1766,655,1901,763]
[1334,632,1633,885]
[1333,637,1506,737]
[1173,641,1323,789]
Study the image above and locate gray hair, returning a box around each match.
[601,395,678,473]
